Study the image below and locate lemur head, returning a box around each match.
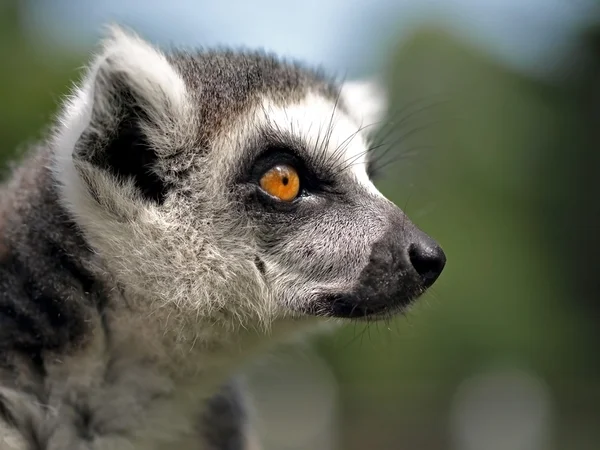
[52,26,445,329]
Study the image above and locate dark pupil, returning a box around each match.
[282,176,289,185]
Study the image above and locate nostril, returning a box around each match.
[408,242,446,287]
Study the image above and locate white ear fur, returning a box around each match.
[53,25,191,168]
[91,25,190,124]
[340,78,388,134]
[51,25,192,225]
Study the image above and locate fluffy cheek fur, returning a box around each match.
[258,212,388,316]
[66,158,277,333]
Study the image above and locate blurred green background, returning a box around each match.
[2,1,600,449]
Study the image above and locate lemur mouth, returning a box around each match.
[304,287,425,320]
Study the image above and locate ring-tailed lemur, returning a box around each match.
[0,26,446,450]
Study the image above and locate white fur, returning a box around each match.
[340,78,387,135]
[258,92,384,197]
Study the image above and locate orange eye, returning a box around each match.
[259,165,300,201]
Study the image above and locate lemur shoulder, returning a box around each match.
[0,27,446,450]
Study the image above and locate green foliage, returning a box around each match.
[0,1,83,172]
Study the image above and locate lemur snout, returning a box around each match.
[305,206,445,319]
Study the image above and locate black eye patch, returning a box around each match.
[238,132,338,196]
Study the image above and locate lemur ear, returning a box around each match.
[54,25,192,204]
[340,78,388,135]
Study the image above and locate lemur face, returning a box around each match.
[231,95,446,319]
[52,27,445,326]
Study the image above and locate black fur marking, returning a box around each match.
[47,240,96,295]
[0,393,17,428]
[0,166,98,358]
[78,69,173,205]
[101,114,171,204]
[87,93,172,204]
[74,402,94,441]
[254,256,266,276]
[201,382,247,450]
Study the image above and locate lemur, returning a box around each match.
[0,26,446,449]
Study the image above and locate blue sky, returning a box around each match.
[22,0,599,78]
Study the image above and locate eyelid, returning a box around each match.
[251,147,304,180]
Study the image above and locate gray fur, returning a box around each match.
[0,26,445,449]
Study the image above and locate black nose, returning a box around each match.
[408,238,446,287]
